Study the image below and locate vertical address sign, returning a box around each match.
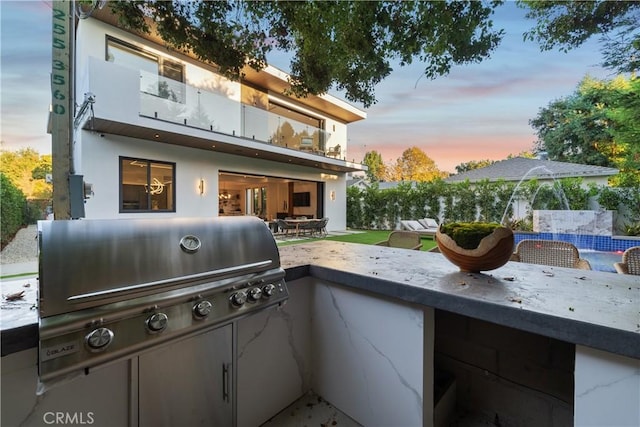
[51,0,73,220]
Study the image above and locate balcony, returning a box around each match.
[77,59,362,172]
[139,71,337,156]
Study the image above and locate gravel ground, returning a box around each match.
[1,224,39,264]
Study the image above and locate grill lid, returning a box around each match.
[38,216,281,317]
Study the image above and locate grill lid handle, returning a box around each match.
[67,260,275,302]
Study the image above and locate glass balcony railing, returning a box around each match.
[138,71,336,157]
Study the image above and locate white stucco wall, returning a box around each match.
[79,132,347,230]
[73,17,353,231]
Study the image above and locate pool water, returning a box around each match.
[579,251,623,273]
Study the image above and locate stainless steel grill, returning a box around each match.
[37,216,288,385]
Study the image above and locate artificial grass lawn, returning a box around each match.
[278,229,438,251]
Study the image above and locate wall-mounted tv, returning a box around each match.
[292,192,311,207]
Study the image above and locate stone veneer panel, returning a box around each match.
[574,346,640,427]
[311,280,431,426]
[534,210,614,236]
[237,277,432,427]
[236,278,312,427]
[1,349,129,427]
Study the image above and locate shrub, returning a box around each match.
[625,222,640,236]
[1,173,26,249]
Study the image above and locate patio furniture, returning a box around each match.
[276,219,299,237]
[265,220,279,233]
[614,246,640,275]
[375,231,422,251]
[299,219,319,236]
[314,217,329,237]
[400,219,437,238]
[418,218,439,230]
[511,239,591,270]
[300,137,314,152]
[326,144,341,158]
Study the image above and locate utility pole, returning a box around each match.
[50,0,74,220]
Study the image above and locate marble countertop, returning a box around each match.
[1,277,38,323]
[279,241,640,360]
[2,241,639,359]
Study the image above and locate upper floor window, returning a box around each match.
[120,157,175,212]
[106,36,184,102]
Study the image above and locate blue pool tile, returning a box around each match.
[514,233,639,253]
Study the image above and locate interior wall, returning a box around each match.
[292,181,318,218]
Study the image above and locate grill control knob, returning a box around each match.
[146,312,168,333]
[85,327,114,352]
[229,290,247,307]
[193,300,213,319]
[262,283,277,297]
[248,287,262,302]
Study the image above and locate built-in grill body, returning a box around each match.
[37,216,288,384]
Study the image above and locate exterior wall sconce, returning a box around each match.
[330,190,336,201]
[198,179,205,195]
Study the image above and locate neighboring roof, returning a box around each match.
[445,157,618,183]
[378,181,417,190]
[347,178,368,188]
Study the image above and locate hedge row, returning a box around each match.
[346,178,640,235]
[1,173,26,249]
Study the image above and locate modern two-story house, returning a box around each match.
[70,10,366,230]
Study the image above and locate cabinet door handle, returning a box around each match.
[222,363,230,402]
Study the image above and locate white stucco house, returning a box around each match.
[67,10,366,230]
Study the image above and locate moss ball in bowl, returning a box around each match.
[436,222,514,273]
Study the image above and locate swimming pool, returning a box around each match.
[578,250,623,273]
[513,232,636,273]
[514,232,638,253]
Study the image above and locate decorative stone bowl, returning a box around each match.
[436,226,514,273]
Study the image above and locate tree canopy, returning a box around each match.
[454,159,495,174]
[386,147,446,182]
[529,75,639,186]
[0,148,52,199]
[606,77,640,186]
[362,150,386,182]
[519,0,640,74]
[107,0,505,107]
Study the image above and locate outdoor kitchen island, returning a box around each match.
[2,240,638,427]
[242,241,639,427]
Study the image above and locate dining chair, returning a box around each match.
[511,239,591,270]
[614,246,640,275]
[276,219,298,237]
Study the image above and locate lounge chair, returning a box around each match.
[400,219,438,238]
[511,239,591,270]
[418,218,439,230]
[375,231,422,250]
[614,246,640,275]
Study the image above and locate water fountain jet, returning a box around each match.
[500,165,570,227]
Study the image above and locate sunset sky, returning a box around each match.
[1,1,609,173]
